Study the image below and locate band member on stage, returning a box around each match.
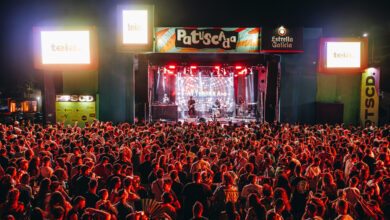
[212,98,221,118]
[238,97,245,116]
[162,93,170,104]
[188,96,196,117]
[214,99,221,109]
[238,97,245,106]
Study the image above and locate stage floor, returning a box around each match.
[178,116,257,124]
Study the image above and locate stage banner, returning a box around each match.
[261,26,303,53]
[360,68,380,126]
[155,27,259,53]
[56,97,96,127]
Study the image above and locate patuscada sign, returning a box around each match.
[175,28,238,49]
[261,26,303,53]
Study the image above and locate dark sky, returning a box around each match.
[0,0,389,95]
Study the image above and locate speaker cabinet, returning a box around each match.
[152,105,178,121]
[316,102,343,124]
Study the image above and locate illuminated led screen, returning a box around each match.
[176,76,235,112]
[326,42,361,68]
[122,10,148,44]
[41,31,91,64]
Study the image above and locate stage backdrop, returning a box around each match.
[175,76,235,119]
[155,27,259,53]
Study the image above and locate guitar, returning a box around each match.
[188,103,195,109]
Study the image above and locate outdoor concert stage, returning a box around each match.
[146,53,273,123]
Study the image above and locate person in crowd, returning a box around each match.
[40,156,53,178]
[334,199,353,220]
[344,176,361,207]
[241,174,262,199]
[83,179,100,208]
[68,196,86,220]
[213,172,239,216]
[0,188,25,219]
[160,192,177,220]
[182,172,212,219]
[96,189,118,218]
[301,202,321,220]
[191,201,208,220]
[151,168,165,202]
[114,189,134,220]
[290,165,309,219]
[260,184,274,211]
[219,201,240,220]
[245,193,266,220]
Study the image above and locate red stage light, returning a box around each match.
[164,67,174,75]
[238,68,248,75]
[168,65,176,69]
[235,65,242,70]
[215,66,221,76]
[190,66,197,69]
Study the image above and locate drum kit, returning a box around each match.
[212,106,222,118]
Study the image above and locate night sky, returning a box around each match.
[0,0,389,96]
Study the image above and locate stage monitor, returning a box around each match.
[33,27,98,71]
[317,38,368,74]
[117,4,154,52]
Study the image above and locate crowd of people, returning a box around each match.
[0,120,389,220]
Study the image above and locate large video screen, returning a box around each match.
[317,38,367,74]
[41,30,91,64]
[176,76,235,112]
[122,10,148,44]
[33,27,98,70]
[117,5,154,52]
[326,42,361,68]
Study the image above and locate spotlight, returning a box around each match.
[363,32,368,37]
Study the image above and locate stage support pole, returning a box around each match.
[42,71,58,125]
[275,57,281,122]
[148,88,152,122]
[125,54,135,123]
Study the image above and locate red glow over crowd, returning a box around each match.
[0,120,389,220]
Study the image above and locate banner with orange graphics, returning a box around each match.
[155,27,259,53]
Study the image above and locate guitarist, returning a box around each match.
[188,96,196,117]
